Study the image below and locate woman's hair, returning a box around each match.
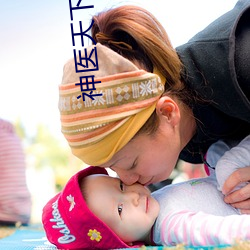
[91,5,193,135]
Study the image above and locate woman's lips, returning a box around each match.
[143,177,154,186]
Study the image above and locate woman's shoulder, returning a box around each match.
[176,0,250,123]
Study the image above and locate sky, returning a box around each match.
[0,0,238,140]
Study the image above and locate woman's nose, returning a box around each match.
[112,168,139,185]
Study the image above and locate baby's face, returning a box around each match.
[84,174,160,244]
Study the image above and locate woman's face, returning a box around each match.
[100,119,182,186]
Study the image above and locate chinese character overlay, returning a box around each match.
[68,1,102,102]
[73,46,99,73]
[76,76,102,101]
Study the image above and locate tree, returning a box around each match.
[14,120,85,191]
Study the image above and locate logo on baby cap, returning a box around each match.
[88,229,102,242]
[67,194,76,211]
[50,200,76,244]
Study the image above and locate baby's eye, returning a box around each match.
[118,204,123,216]
[120,180,124,191]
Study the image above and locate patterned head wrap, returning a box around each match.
[59,43,165,165]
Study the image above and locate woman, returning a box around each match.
[59,1,250,211]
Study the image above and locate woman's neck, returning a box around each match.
[179,103,197,149]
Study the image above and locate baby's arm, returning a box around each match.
[215,135,250,193]
[205,139,231,178]
[159,210,250,247]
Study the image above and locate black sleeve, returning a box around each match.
[235,7,250,100]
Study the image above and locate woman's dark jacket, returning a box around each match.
[176,0,250,163]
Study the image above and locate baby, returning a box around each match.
[42,135,250,249]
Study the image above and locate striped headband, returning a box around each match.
[59,43,165,165]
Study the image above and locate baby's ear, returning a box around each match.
[156,96,180,126]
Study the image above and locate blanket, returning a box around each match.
[0,225,248,250]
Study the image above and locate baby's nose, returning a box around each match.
[126,191,140,206]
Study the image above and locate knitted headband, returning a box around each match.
[59,43,165,165]
[42,166,141,249]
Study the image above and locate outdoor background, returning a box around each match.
[0,0,238,223]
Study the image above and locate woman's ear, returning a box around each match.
[156,96,180,126]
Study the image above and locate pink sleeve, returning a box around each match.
[160,210,250,246]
